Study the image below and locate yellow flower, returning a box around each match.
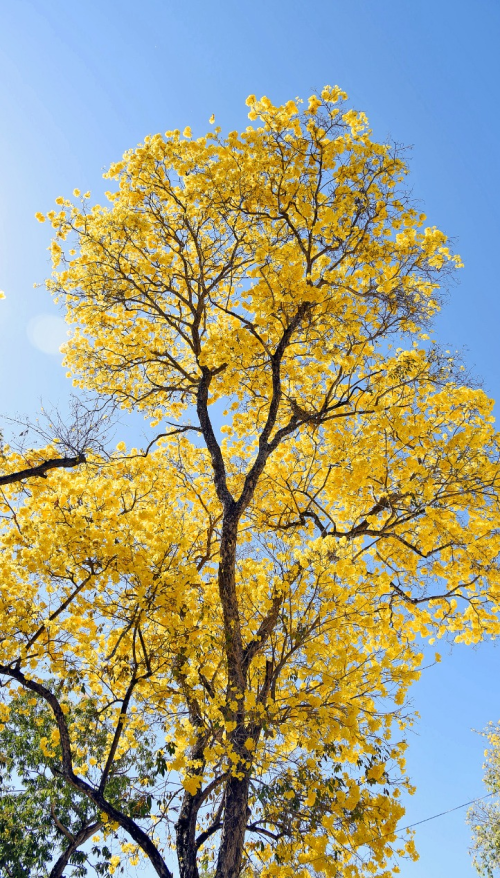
[307,95,322,115]
[182,775,203,795]
[366,763,386,782]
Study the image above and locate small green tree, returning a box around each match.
[0,685,163,877]
[468,724,500,876]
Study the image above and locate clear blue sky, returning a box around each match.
[1,1,499,875]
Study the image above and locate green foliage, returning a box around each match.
[0,685,162,876]
[468,723,500,876]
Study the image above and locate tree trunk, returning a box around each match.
[215,773,251,878]
[214,511,251,878]
[176,791,201,878]
[218,513,245,693]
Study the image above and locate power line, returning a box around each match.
[394,791,495,836]
[307,791,496,867]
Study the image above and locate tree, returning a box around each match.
[468,725,500,877]
[0,687,104,877]
[0,681,169,878]
[1,87,500,878]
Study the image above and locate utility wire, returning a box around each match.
[306,791,496,867]
[394,791,495,836]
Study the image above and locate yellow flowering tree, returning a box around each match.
[1,88,500,878]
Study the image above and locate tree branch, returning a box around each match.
[196,820,223,850]
[196,366,233,511]
[236,303,311,515]
[0,453,86,487]
[98,672,137,793]
[243,591,283,672]
[50,801,76,842]
[49,819,102,878]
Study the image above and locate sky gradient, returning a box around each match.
[1,2,499,875]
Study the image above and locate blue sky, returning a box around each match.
[1,1,499,875]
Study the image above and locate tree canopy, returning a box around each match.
[1,87,500,878]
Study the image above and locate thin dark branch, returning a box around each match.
[49,820,102,878]
[98,673,137,793]
[196,821,223,850]
[50,802,76,842]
